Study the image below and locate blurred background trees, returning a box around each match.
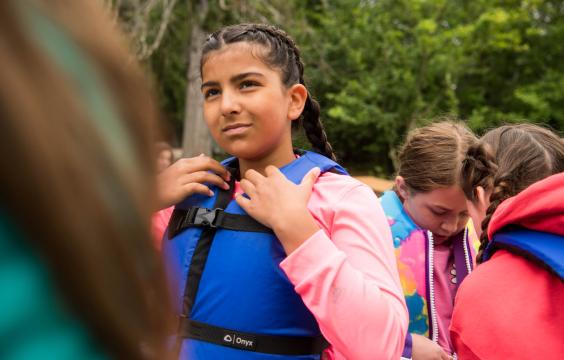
[108,0,564,176]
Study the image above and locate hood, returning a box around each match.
[488,172,564,239]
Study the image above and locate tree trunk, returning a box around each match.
[181,0,210,156]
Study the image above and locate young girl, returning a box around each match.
[378,122,479,360]
[451,124,564,359]
[160,24,407,359]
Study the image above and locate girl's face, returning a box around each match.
[396,177,469,244]
[201,43,306,167]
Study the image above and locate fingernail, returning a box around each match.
[223,182,230,190]
[226,172,231,181]
[208,190,214,196]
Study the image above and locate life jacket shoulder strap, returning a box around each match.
[167,206,273,239]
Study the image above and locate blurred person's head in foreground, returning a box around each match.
[0,0,172,358]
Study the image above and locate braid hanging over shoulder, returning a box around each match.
[201,23,337,161]
[477,177,513,263]
[300,95,337,161]
[467,123,564,263]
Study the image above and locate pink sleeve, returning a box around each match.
[280,183,408,360]
[151,206,174,250]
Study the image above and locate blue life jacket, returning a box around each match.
[162,151,348,359]
[484,226,564,281]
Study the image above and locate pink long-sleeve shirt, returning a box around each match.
[154,172,407,359]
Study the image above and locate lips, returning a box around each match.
[222,123,252,135]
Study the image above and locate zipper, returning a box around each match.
[427,231,439,343]
[462,227,472,275]
[429,229,471,359]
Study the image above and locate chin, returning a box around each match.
[433,234,449,244]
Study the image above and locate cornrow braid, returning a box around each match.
[476,177,513,263]
[465,123,564,264]
[201,23,337,161]
[460,142,497,201]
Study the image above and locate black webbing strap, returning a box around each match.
[180,318,329,356]
[174,173,235,354]
[181,181,234,317]
[167,206,272,239]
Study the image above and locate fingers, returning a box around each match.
[181,171,229,190]
[245,166,284,184]
[235,193,252,212]
[300,167,320,189]
[243,169,264,184]
[264,165,282,177]
[184,183,214,197]
[440,351,451,360]
[239,178,257,198]
[175,155,230,182]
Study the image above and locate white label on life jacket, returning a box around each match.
[223,334,233,343]
[222,331,257,350]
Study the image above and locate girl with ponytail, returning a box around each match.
[379,121,480,360]
[451,124,564,359]
[157,23,407,359]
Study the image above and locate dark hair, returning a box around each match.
[397,121,477,193]
[0,1,172,358]
[461,123,564,263]
[200,23,336,160]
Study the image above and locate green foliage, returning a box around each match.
[297,0,564,175]
[147,2,190,141]
[122,0,564,174]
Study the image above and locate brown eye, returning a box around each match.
[240,80,259,89]
[204,88,220,99]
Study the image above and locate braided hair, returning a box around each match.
[461,124,564,263]
[201,23,336,160]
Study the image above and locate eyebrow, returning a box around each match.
[201,72,265,90]
[429,205,451,212]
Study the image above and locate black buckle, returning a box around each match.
[192,208,222,228]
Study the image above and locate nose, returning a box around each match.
[220,89,241,116]
[440,217,458,235]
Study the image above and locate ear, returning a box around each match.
[287,84,308,121]
[395,176,410,201]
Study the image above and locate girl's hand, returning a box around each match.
[236,165,321,254]
[156,155,231,209]
[411,334,451,360]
